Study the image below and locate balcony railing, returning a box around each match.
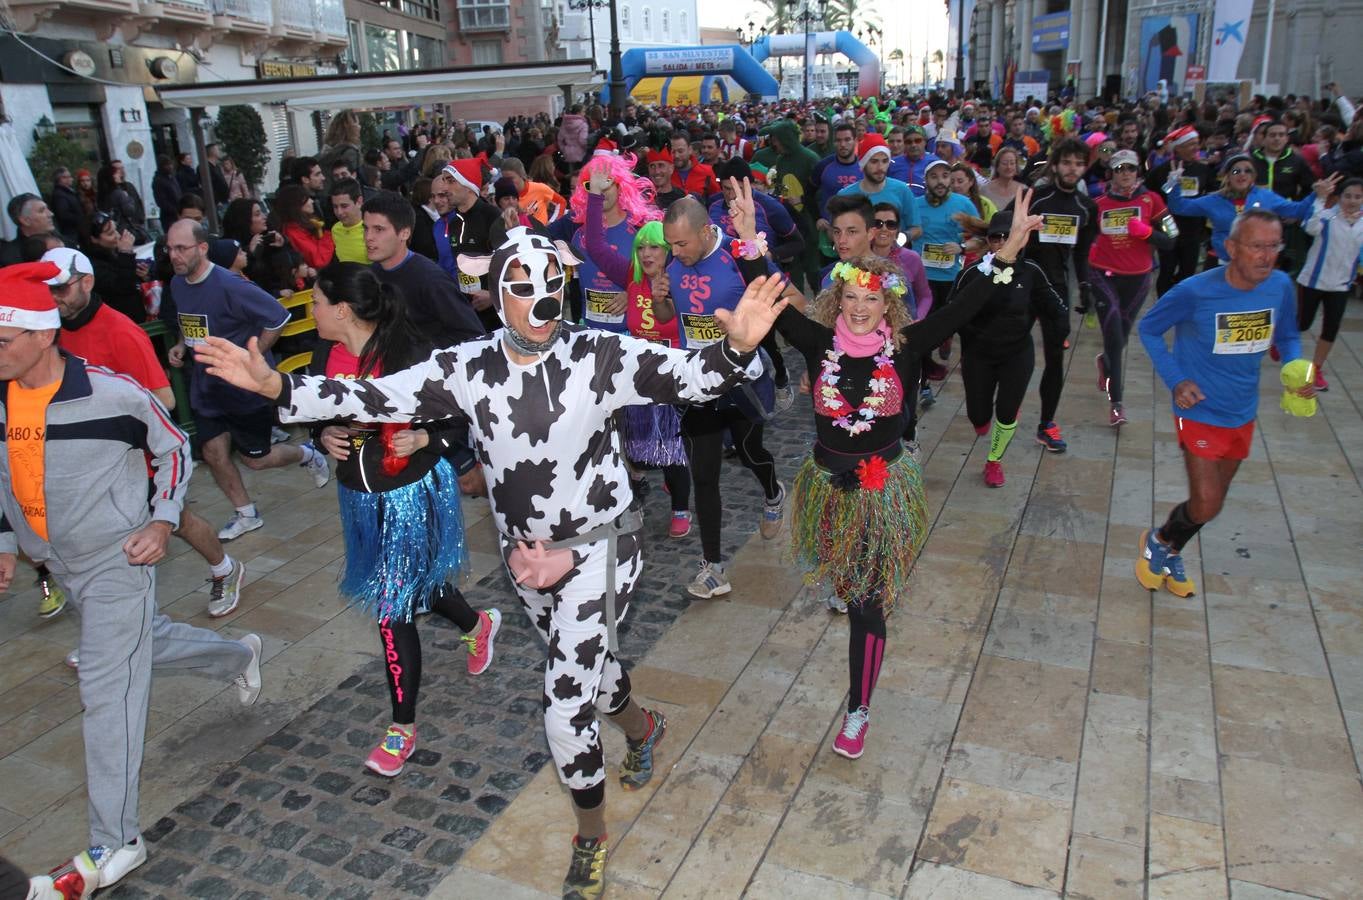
[212,0,272,25]
[163,0,211,9]
[313,0,346,37]
[274,0,313,30]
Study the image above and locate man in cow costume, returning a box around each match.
[197,226,790,899]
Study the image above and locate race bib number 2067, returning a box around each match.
[1213,309,1273,354]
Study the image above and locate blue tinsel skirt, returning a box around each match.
[336,458,468,623]
[621,404,688,467]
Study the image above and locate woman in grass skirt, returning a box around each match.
[309,263,501,778]
[764,184,1043,759]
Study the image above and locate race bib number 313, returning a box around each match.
[178,312,209,347]
[1038,214,1079,244]
[1214,309,1273,355]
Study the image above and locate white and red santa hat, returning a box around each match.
[857,133,891,167]
[441,153,489,192]
[594,137,618,156]
[1164,124,1199,149]
[0,261,63,329]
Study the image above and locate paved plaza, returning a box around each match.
[1,300,1362,899]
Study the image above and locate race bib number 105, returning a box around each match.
[680,313,724,348]
[1213,309,1273,355]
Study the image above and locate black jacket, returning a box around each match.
[85,244,146,322]
[952,255,1069,355]
[1252,147,1313,201]
[51,184,84,245]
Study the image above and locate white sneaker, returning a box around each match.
[270,426,291,445]
[774,384,796,413]
[207,559,246,618]
[64,648,79,669]
[48,836,147,897]
[904,440,922,462]
[686,560,731,599]
[824,593,849,614]
[217,513,263,542]
[234,633,262,705]
[303,443,331,488]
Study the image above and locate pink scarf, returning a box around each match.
[834,315,891,357]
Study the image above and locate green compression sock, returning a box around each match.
[988,420,1017,462]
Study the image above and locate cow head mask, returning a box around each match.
[459,226,582,355]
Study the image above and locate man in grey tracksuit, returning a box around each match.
[0,260,263,897]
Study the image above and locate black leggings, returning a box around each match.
[1156,230,1202,295]
[683,403,780,563]
[663,464,691,512]
[1037,305,1067,425]
[962,341,1035,428]
[1092,269,1153,404]
[848,601,887,712]
[379,584,479,724]
[760,331,789,389]
[1298,286,1347,342]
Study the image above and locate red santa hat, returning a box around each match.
[1164,124,1199,149]
[0,262,61,330]
[857,133,891,167]
[440,153,488,193]
[593,137,618,156]
[645,147,674,166]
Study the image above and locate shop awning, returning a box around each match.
[156,59,599,111]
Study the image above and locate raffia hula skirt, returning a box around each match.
[790,450,928,612]
[336,458,468,623]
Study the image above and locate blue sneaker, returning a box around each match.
[919,386,935,409]
[1163,551,1196,597]
[1036,421,1068,453]
[619,709,667,790]
[1135,528,1169,591]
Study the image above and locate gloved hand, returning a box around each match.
[1127,217,1153,240]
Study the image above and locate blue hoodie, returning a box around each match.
[1164,184,1318,261]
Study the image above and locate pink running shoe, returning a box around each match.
[832,706,870,759]
[365,724,415,777]
[669,510,692,538]
[1314,369,1329,392]
[1109,404,1127,427]
[983,461,1005,488]
[463,608,501,676]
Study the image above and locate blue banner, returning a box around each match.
[1031,12,1070,53]
[1139,13,1199,94]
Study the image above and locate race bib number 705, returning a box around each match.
[1038,214,1079,245]
[1213,309,1273,355]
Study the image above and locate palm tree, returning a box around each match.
[754,0,796,34]
[824,0,879,33]
[932,49,945,85]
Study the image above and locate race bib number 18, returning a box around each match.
[1213,309,1273,355]
[1038,214,1079,244]
[1100,206,1139,236]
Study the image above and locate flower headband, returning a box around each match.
[829,261,907,299]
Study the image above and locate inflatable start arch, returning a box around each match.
[751,32,881,99]
[611,46,779,103]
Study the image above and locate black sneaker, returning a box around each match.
[562,834,608,899]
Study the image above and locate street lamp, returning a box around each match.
[795,0,825,105]
[953,0,965,95]
[568,0,625,115]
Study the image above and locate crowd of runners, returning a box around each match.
[2,81,1361,899]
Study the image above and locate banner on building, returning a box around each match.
[1031,12,1070,53]
[642,48,734,76]
[1207,0,1251,81]
[1137,13,1199,95]
[1013,70,1049,103]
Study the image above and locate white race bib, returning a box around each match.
[1213,309,1273,355]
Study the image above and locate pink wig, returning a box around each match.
[570,153,662,228]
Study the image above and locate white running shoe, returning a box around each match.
[303,443,331,488]
[234,633,263,705]
[217,513,263,542]
[686,561,731,599]
[270,426,291,445]
[48,836,147,898]
[64,648,79,669]
[207,559,246,618]
[824,593,849,614]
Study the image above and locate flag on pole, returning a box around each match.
[1207,0,1252,81]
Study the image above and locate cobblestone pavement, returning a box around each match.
[102,359,818,900]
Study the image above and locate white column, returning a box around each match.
[989,0,1005,94]
[1016,0,1037,71]
[1075,0,1101,96]
[99,85,155,220]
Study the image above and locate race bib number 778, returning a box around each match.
[1213,309,1273,354]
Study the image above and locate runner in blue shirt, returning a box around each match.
[837,134,921,243]
[912,159,977,406]
[1135,210,1315,599]
[813,123,863,259]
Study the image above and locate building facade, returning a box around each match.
[963,0,1363,102]
[555,0,699,75]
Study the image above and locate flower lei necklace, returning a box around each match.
[818,328,897,435]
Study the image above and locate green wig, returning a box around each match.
[631,220,668,284]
